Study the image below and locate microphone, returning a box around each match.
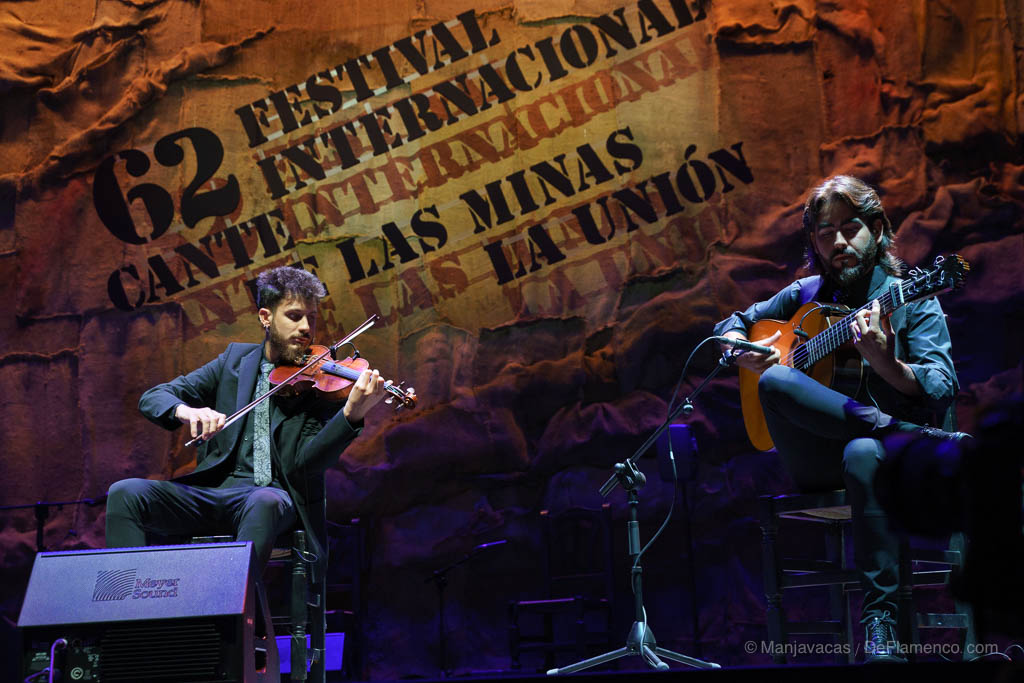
[714,336,774,355]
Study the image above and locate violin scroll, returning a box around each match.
[384,380,417,411]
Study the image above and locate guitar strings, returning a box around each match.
[782,286,901,370]
[786,266,932,368]
[787,292,892,368]
[778,263,948,370]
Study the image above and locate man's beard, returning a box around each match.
[828,238,878,287]
[268,324,309,365]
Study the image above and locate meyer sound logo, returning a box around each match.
[92,569,136,601]
[92,570,181,601]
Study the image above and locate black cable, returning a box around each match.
[632,436,677,575]
[23,638,67,683]
[635,335,724,572]
[666,336,720,416]
[1005,643,1024,658]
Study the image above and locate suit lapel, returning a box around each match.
[236,345,262,410]
[217,344,262,457]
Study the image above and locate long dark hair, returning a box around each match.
[801,175,903,277]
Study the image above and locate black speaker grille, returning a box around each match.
[99,621,236,682]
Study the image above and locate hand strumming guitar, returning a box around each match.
[722,330,783,373]
[850,299,922,397]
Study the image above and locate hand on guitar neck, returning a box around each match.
[849,298,891,365]
[721,330,782,373]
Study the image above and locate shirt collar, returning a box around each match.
[830,264,890,306]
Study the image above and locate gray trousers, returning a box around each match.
[759,364,901,623]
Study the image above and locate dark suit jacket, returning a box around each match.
[138,342,361,562]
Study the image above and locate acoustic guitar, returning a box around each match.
[738,255,970,451]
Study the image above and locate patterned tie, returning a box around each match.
[253,360,274,486]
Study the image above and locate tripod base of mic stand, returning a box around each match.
[546,621,719,675]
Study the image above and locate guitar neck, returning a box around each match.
[793,284,904,371]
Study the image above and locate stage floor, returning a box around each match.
[329,660,1024,683]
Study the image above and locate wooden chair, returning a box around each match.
[758,490,975,663]
[508,504,616,671]
[192,530,326,682]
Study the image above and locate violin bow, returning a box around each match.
[184,314,380,447]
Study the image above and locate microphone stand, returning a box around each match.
[547,352,737,675]
[425,540,508,677]
[0,496,108,553]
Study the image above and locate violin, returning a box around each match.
[184,314,413,447]
[269,344,417,409]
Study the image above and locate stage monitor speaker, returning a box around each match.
[18,542,278,683]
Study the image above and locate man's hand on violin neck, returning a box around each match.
[343,368,387,423]
[176,404,227,440]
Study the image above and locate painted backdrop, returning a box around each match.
[1,0,1022,677]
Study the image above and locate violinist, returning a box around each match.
[105,266,387,570]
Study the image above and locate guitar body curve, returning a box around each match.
[738,302,859,451]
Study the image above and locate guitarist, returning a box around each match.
[713,175,969,661]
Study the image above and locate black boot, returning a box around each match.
[864,613,906,663]
[914,426,973,443]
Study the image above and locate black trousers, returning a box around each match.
[758,364,901,623]
[105,475,296,570]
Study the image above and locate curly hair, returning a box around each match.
[802,175,904,277]
[255,266,326,310]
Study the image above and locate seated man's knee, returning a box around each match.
[244,488,292,520]
[842,438,883,483]
[758,364,793,400]
[107,478,154,510]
